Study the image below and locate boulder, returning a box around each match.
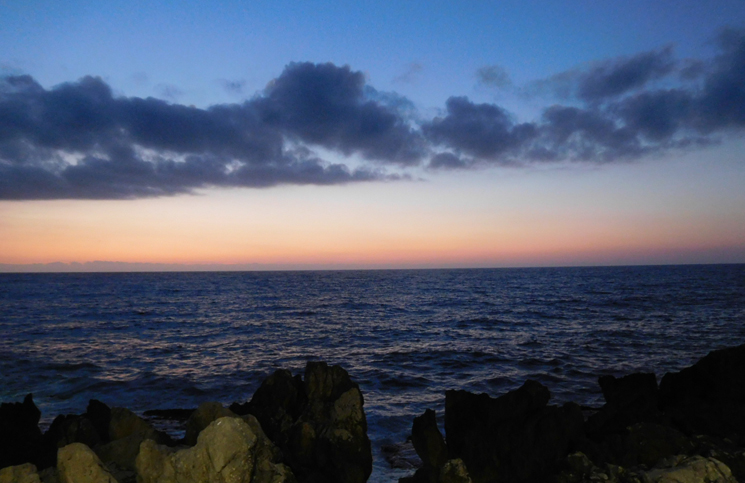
[0,463,41,483]
[645,455,735,483]
[439,459,472,483]
[230,369,306,448]
[411,409,447,471]
[232,362,371,483]
[135,416,294,483]
[444,380,584,483]
[56,443,118,483]
[0,394,44,470]
[184,402,236,446]
[107,408,157,442]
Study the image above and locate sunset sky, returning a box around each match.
[1,0,744,270]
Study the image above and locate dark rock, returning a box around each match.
[0,394,44,470]
[411,409,447,470]
[232,362,372,483]
[660,344,745,443]
[184,402,235,446]
[444,380,584,483]
[230,369,306,448]
[586,373,662,438]
[44,415,101,450]
[382,440,421,470]
[85,400,112,444]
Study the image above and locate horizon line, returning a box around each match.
[1,260,743,274]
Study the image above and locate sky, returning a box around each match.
[1,0,745,271]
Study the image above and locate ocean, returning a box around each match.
[1,265,744,481]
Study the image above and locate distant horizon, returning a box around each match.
[2,259,743,273]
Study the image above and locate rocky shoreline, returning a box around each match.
[3,345,745,482]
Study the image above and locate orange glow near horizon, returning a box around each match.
[2,151,744,270]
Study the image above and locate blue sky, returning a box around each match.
[1,1,744,269]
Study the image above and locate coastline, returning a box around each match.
[4,344,745,482]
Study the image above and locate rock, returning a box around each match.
[659,345,745,444]
[0,394,44,470]
[108,408,157,442]
[230,369,306,448]
[382,440,421,470]
[94,432,152,472]
[184,402,236,446]
[56,443,118,483]
[135,416,294,483]
[44,415,101,450]
[0,463,41,483]
[621,423,694,468]
[232,362,371,483]
[411,409,447,470]
[587,372,663,438]
[444,380,584,483]
[645,455,735,483]
[85,400,112,444]
[439,459,472,483]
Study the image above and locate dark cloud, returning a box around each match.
[0,64,413,199]
[257,62,426,164]
[577,47,676,102]
[476,65,512,89]
[2,29,745,200]
[423,96,537,161]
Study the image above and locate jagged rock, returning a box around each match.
[108,408,157,442]
[411,409,447,470]
[184,402,236,446]
[135,416,294,483]
[439,459,472,483]
[44,415,101,450]
[659,344,745,443]
[56,443,118,483]
[0,463,41,483]
[230,369,306,448]
[232,362,371,483]
[0,394,44,470]
[382,441,421,470]
[85,400,112,444]
[444,380,584,483]
[587,373,662,438]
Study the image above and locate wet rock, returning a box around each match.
[0,463,41,483]
[135,416,294,483]
[232,362,371,483]
[444,380,584,483]
[56,443,118,483]
[411,409,447,471]
[184,402,236,446]
[0,394,44,470]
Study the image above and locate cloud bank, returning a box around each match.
[1,28,744,199]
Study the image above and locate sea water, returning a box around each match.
[1,265,744,481]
